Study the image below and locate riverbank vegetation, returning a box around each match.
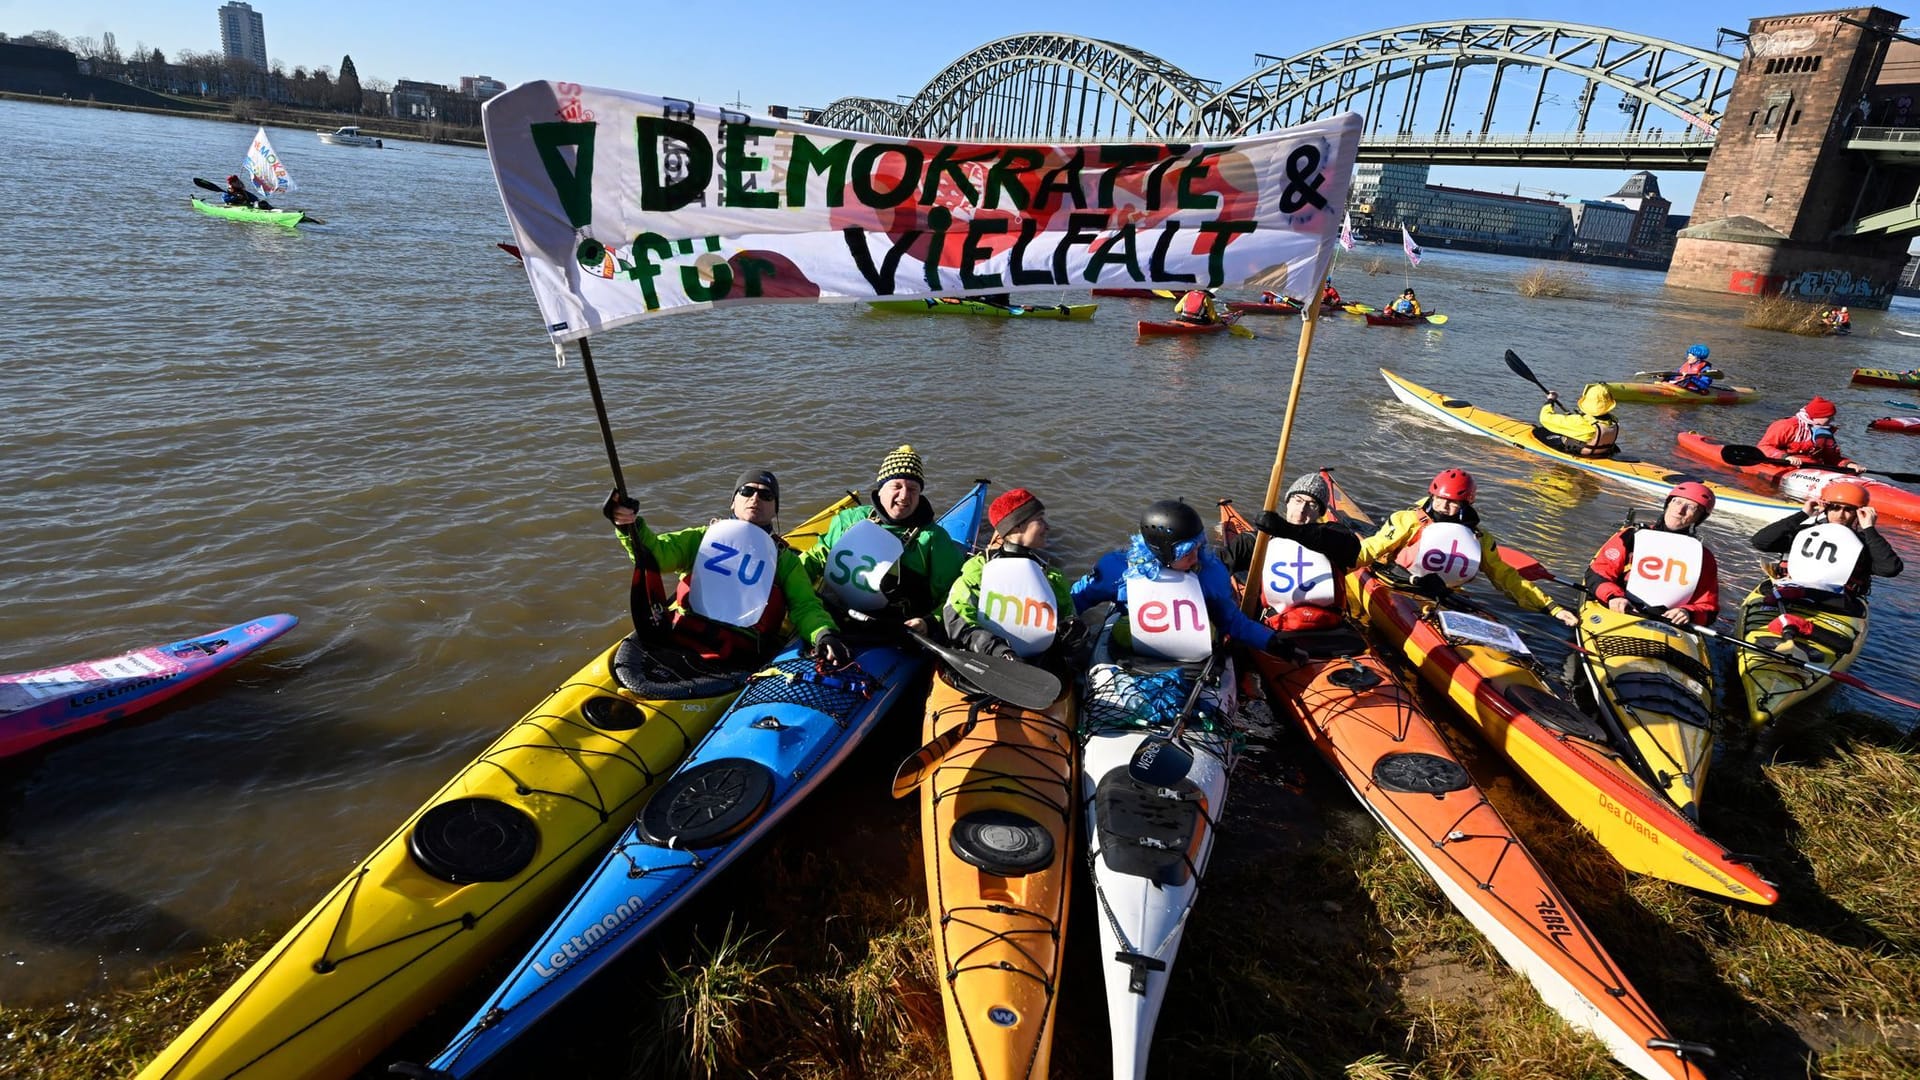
[1745,294,1836,336]
[1514,266,1587,298]
[5,711,1916,1078]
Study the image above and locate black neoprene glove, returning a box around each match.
[1255,509,1287,536]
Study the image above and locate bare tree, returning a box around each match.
[70,34,98,59]
[101,31,121,64]
[25,29,70,50]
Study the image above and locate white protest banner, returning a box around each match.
[482,81,1361,342]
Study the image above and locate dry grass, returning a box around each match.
[10,713,1920,1080]
[1363,257,1391,276]
[1514,266,1586,298]
[1745,293,1833,336]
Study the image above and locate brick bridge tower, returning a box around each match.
[1667,6,1918,309]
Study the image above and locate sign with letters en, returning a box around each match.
[482,81,1361,342]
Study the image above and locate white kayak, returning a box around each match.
[1079,614,1237,1079]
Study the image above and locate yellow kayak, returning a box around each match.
[1573,602,1717,822]
[918,668,1077,1080]
[135,494,852,1080]
[1734,577,1869,729]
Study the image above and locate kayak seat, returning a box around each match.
[1282,626,1370,660]
[1092,765,1202,887]
[1607,673,1713,729]
[1763,586,1866,619]
[949,808,1056,877]
[612,635,753,700]
[637,757,776,849]
[1588,633,1713,686]
[407,797,541,884]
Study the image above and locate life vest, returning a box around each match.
[1586,417,1620,449]
[820,519,904,612]
[1175,291,1210,320]
[1125,569,1213,662]
[1782,522,1864,592]
[1261,537,1343,631]
[976,554,1059,658]
[1622,528,1706,609]
[1393,520,1481,589]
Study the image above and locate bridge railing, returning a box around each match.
[1360,129,1714,147]
[1850,126,1920,144]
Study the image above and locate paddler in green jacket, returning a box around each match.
[607,467,849,667]
[802,445,966,633]
[944,487,1082,665]
[1357,468,1579,627]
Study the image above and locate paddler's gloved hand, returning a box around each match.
[1254,509,1287,536]
[814,631,852,668]
[983,637,1019,661]
[1263,635,1311,664]
[601,488,639,526]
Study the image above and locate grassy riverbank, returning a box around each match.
[6,709,1916,1079]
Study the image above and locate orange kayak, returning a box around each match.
[1220,499,1711,1080]
[916,668,1077,1080]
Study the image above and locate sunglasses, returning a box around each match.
[736,485,776,501]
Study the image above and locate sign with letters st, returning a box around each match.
[483,81,1361,342]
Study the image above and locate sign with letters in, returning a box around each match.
[482,81,1361,342]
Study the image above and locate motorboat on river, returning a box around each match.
[316,125,383,148]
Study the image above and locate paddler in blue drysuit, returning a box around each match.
[606,468,849,668]
[802,445,966,634]
[1357,468,1580,628]
[1667,344,1715,393]
[944,487,1085,667]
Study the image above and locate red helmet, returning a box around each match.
[1429,468,1475,502]
[1667,481,1715,514]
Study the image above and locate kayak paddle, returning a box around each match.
[1342,303,1377,314]
[1225,314,1255,340]
[1128,650,1225,786]
[1503,348,1556,397]
[845,610,1060,713]
[1424,313,1449,325]
[1715,442,1920,485]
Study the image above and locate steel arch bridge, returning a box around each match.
[814,22,1739,168]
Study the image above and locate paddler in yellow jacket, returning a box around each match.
[1357,468,1580,627]
[1537,383,1622,458]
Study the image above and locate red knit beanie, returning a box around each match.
[1805,396,1837,420]
[988,488,1044,533]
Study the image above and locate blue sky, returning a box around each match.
[8,1,1810,212]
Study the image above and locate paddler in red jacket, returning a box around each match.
[1172,287,1221,325]
[1356,469,1580,627]
[606,468,848,668]
[1757,396,1863,472]
[1582,482,1721,626]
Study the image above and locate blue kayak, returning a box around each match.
[413,481,988,1078]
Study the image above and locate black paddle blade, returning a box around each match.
[1503,348,1550,395]
[1128,734,1195,786]
[300,213,326,225]
[192,177,225,192]
[939,649,1062,711]
[1718,443,1768,467]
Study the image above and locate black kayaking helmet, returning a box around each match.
[1139,499,1205,564]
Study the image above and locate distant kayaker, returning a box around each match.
[1357,468,1580,627]
[1537,383,1622,458]
[1582,482,1721,626]
[1667,344,1715,393]
[222,174,271,210]
[944,487,1083,667]
[802,444,965,634]
[1750,482,1902,598]
[1231,472,1361,635]
[1071,499,1289,658]
[1320,278,1344,307]
[1172,288,1222,326]
[1757,396,1863,472]
[604,467,848,668]
[1388,289,1422,316]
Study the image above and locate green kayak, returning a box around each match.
[868,298,1096,320]
[190,197,312,227]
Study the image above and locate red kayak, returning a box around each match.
[1138,318,1229,336]
[1225,300,1301,316]
[1869,416,1920,434]
[1674,430,1920,525]
[1091,287,1172,299]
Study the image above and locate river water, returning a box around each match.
[2,97,1917,1008]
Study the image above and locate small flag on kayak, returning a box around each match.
[1401,224,1421,267]
[1339,212,1355,252]
[245,126,297,195]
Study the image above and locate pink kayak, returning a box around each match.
[1138,318,1230,336]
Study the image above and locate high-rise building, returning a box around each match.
[218,2,267,69]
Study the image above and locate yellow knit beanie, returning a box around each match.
[874,444,925,487]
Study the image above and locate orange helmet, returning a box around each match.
[1429,468,1476,502]
[1822,482,1870,508]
